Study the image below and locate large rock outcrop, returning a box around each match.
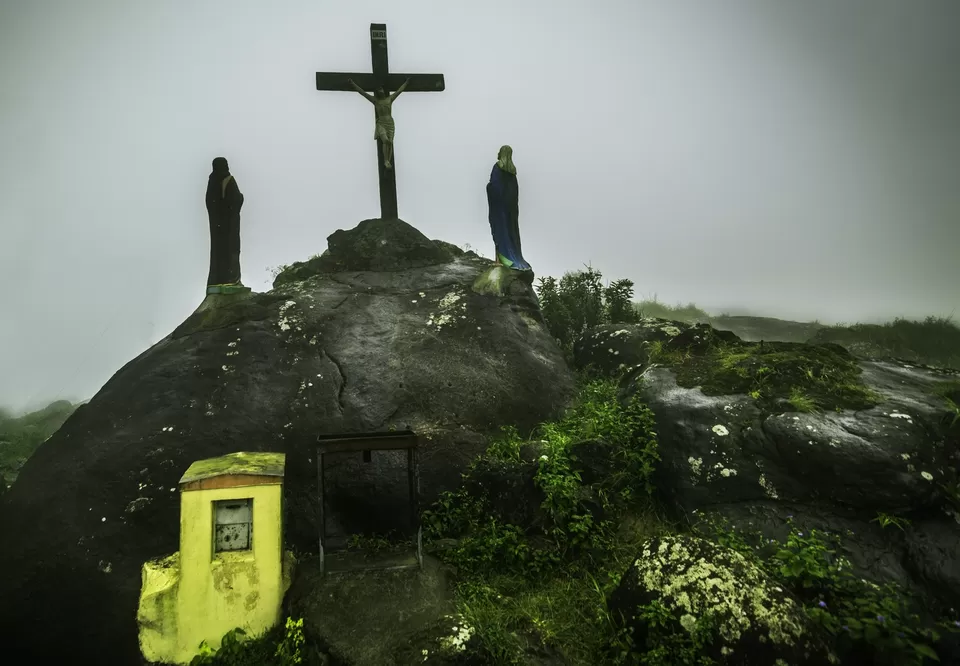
[0,218,575,664]
[575,320,960,626]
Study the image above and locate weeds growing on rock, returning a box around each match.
[187,616,320,666]
[871,512,912,531]
[788,386,819,413]
[421,375,669,663]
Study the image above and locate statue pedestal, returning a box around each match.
[172,286,256,339]
[206,284,252,295]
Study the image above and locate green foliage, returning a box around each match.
[424,378,660,573]
[772,522,945,666]
[536,267,639,353]
[605,279,640,326]
[485,424,526,462]
[808,315,960,369]
[191,628,248,665]
[634,297,711,324]
[188,618,314,666]
[871,512,912,531]
[631,601,717,666]
[270,253,324,288]
[932,381,960,428]
[275,617,305,666]
[771,525,837,588]
[421,375,666,663]
[0,400,77,484]
[788,387,819,413]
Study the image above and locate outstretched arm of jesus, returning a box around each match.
[389,78,411,101]
[346,79,375,103]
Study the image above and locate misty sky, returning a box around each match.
[1,0,958,413]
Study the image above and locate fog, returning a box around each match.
[1,0,958,412]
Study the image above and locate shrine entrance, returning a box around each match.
[315,430,422,575]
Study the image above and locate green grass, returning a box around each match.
[932,380,960,429]
[787,387,819,413]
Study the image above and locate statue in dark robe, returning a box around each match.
[205,157,244,286]
[486,145,531,271]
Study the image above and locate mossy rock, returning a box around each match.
[667,339,882,413]
[273,219,456,288]
[470,265,535,298]
[577,321,882,414]
[172,291,283,339]
[609,534,836,664]
[272,255,327,288]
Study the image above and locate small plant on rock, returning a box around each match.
[871,512,912,531]
[631,600,717,666]
[275,617,305,666]
[772,522,943,666]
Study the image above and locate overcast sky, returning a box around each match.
[1,0,958,413]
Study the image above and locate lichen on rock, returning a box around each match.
[609,534,836,664]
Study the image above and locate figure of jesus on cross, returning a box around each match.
[315,23,445,219]
[346,77,410,170]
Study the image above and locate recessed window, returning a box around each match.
[214,498,253,552]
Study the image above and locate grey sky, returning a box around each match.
[1,0,958,413]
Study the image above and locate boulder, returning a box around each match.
[0,218,575,664]
[286,554,460,666]
[575,320,960,624]
[273,218,456,284]
[608,534,835,664]
[395,613,487,665]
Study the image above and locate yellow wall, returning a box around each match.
[179,483,284,656]
[138,481,288,664]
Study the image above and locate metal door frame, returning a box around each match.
[315,430,422,574]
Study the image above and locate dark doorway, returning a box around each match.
[316,430,422,574]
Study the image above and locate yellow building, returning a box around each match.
[137,451,296,664]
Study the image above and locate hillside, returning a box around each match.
[633,298,959,369]
[0,399,78,486]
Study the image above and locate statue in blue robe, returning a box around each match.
[486,145,531,271]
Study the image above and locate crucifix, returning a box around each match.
[315,23,445,220]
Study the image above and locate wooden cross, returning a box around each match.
[315,23,445,220]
